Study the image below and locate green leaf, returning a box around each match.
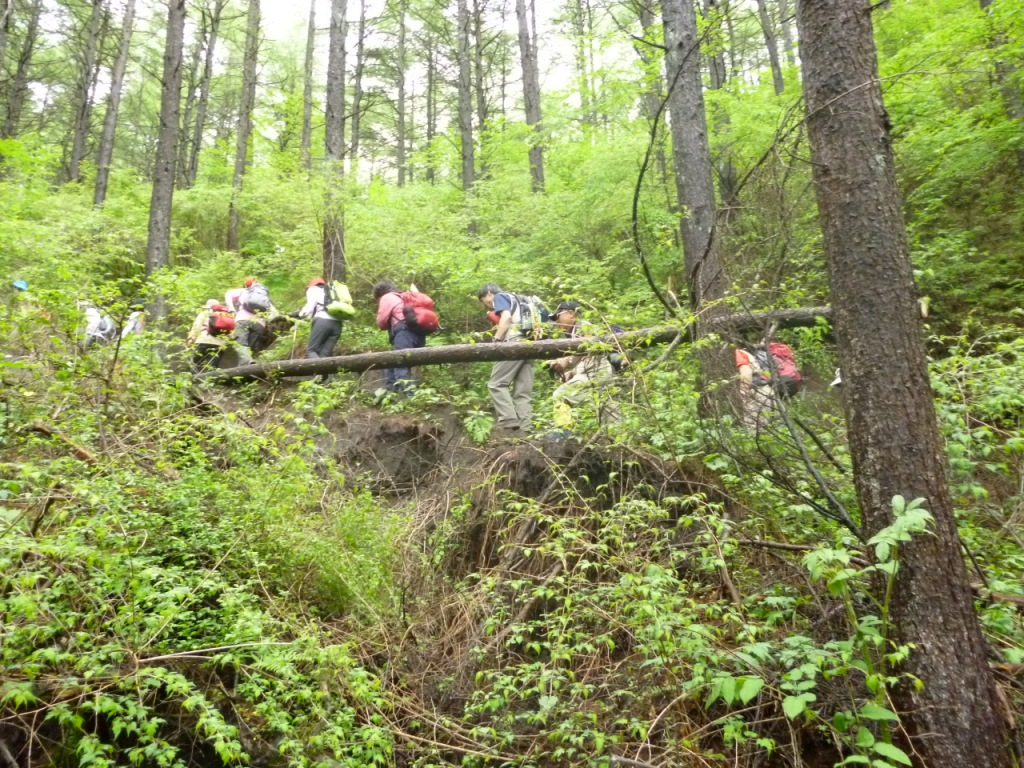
[855,727,875,748]
[858,702,899,721]
[738,676,764,705]
[872,742,912,765]
[782,693,815,720]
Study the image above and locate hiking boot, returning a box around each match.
[490,424,521,442]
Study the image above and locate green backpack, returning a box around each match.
[324,281,356,319]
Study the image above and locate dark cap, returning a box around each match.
[553,300,581,318]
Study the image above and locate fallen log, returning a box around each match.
[203,306,832,383]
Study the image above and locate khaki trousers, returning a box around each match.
[489,359,534,430]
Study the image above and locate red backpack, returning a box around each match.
[754,342,801,394]
[207,304,236,336]
[398,291,439,333]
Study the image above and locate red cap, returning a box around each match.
[307,278,326,288]
[244,277,257,288]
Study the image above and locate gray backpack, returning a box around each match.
[241,283,271,312]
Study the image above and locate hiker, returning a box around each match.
[547,301,619,430]
[81,303,117,348]
[120,307,145,339]
[187,299,231,371]
[735,340,802,430]
[296,278,345,361]
[225,277,275,364]
[374,280,436,393]
[477,284,544,435]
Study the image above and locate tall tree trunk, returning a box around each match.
[93,0,135,206]
[177,9,207,184]
[424,27,436,185]
[395,0,407,185]
[797,2,1012,765]
[185,0,225,188]
[980,0,1024,174]
[349,0,366,171]
[567,0,593,132]
[322,0,346,281]
[145,0,187,325]
[777,0,795,66]
[662,0,723,312]
[471,0,487,176]
[2,0,42,139]
[300,0,316,170]
[633,0,669,198]
[456,0,474,193]
[754,0,783,94]
[0,0,12,81]
[516,0,544,192]
[701,0,737,211]
[227,0,261,252]
[68,0,105,182]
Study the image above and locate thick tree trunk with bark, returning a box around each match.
[0,0,11,78]
[68,0,105,183]
[456,0,475,192]
[755,0,783,94]
[2,0,41,139]
[185,0,225,188]
[322,0,347,281]
[516,0,544,191]
[797,2,1011,765]
[300,0,316,170]
[662,0,724,312]
[227,0,261,252]
[145,0,187,325]
[349,0,366,171]
[205,308,832,382]
[93,0,135,206]
[395,0,408,185]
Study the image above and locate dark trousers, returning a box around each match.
[385,325,425,391]
[306,317,343,359]
[191,344,222,372]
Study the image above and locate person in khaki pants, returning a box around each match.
[478,284,534,436]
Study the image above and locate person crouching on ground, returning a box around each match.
[298,278,344,359]
[547,300,618,429]
[374,280,425,393]
[477,283,534,436]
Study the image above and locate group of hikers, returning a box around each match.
[11,275,807,436]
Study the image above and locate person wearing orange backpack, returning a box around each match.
[735,340,802,430]
[374,280,438,393]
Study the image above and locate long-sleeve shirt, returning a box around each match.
[298,285,334,321]
[225,287,276,323]
[376,292,405,330]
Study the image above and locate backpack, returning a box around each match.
[398,291,439,333]
[753,342,801,396]
[207,305,236,336]
[512,294,549,340]
[241,283,272,313]
[324,281,356,319]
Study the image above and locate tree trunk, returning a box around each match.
[178,8,207,184]
[185,0,225,188]
[349,0,366,171]
[322,0,347,281]
[777,0,795,66]
[567,0,593,132]
[300,0,316,170]
[979,0,1024,174]
[456,0,475,193]
[206,308,832,382]
[797,2,1012,765]
[68,0,105,182]
[516,0,544,192]
[145,0,187,325]
[701,0,738,212]
[227,0,261,252]
[424,27,436,185]
[2,0,42,139]
[395,0,408,185]
[662,0,724,312]
[754,0,783,94]
[93,0,135,207]
[0,0,12,81]
[471,0,488,177]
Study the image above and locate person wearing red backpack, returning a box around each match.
[735,340,802,430]
[374,280,437,393]
[187,299,231,372]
